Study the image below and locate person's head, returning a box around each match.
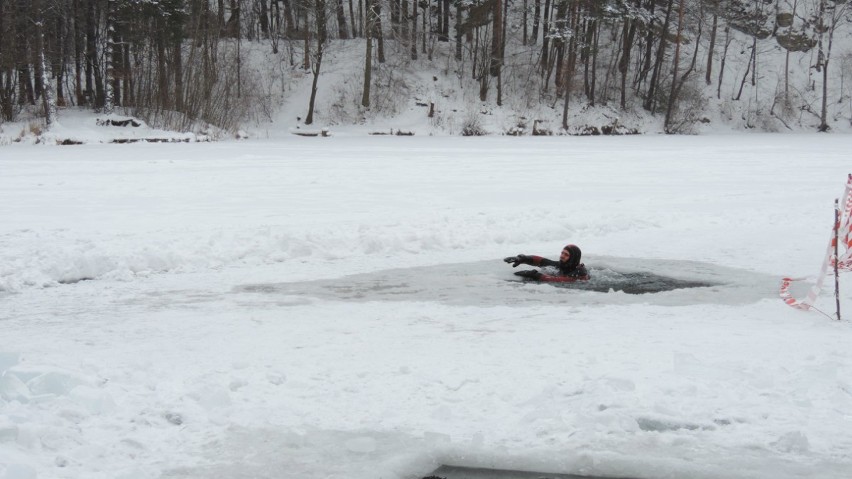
[560,244,582,268]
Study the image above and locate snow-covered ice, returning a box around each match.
[2,133,852,479]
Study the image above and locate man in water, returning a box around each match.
[504,244,590,282]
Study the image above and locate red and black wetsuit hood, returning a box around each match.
[560,244,582,275]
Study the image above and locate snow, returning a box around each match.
[2,122,852,479]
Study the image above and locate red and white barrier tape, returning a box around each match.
[781,174,852,310]
[844,173,852,252]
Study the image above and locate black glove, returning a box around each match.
[503,254,528,267]
[514,269,541,280]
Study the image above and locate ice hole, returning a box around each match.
[425,465,640,479]
[236,257,776,307]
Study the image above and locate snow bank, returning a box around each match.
[0,216,588,292]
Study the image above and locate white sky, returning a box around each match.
[2,129,852,479]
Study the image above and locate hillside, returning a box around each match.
[3,0,852,143]
[150,0,852,138]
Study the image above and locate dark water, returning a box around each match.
[235,256,777,307]
[426,465,639,479]
[519,266,717,294]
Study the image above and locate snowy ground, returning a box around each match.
[2,134,852,479]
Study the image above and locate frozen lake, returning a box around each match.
[2,135,851,479]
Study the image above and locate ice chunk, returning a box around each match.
[115,467,156,479]
[0,373,30,403]
[0,417,17,443]
[27,371,87,396]
[0,352,20,375]
[424,431,452,446]
[0,463,37,479]
[345,436,377,454]
[228,378,248,391]
[266,372,286,385]
[70,385,116,415]
[772,431,810,453]
[188,384,232,409]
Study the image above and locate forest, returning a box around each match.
[1,0,850,134]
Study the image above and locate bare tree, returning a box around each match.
[0,0,16,120]
[814,0,851,131]
[361,0,375,107]
[335,0,349,38]
[491,0,503,104]
[705,10,717,85]
[306,0,328,124]
[664,0,685,131]
[34,0,56,125]
[643,0,674,113]
[410,0,417,60]
[103,0,116,114]
[374,0,384,62]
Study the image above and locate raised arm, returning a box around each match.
[503,255,559,268]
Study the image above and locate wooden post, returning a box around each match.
[835,198,842,320]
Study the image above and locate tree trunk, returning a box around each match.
[337,0,349,38]
[224,0,241,38]
[664,0,685,131]
[157,27,169,109]
[173,27,183,111]
[16,0,34,106]
[90,0,105,108]
[235,28,241,98]
[282,0,295,35]
[705,13,717,85]
[562,19,578,130]
[349,0,356,37]
[553,0,568,93]
[401,0,409,43]
[103,0,115,114]
[644,0,673,112]
[422,3,427,54]
[374,0,384,62]
[637,0,657,90]
[455,0,462,61]
[735,38,755,101]
[591,21,600,105]
[490,0,503,77]
[72,0,84,105]
[390,0,400,36]
[539,0,551,71]
[218,0,226,32]
[410,0,417,59]
[532,0,541,45]
[34,0,56,125]
[361,0,373,107]
[442,0,450,41]
[716,25,729,99]
[260,0,269,37]
[306,0,327,125]
[562,54,573,129]
[619,16,637,109]
[817,0,843,132]
[32,2,45,102]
